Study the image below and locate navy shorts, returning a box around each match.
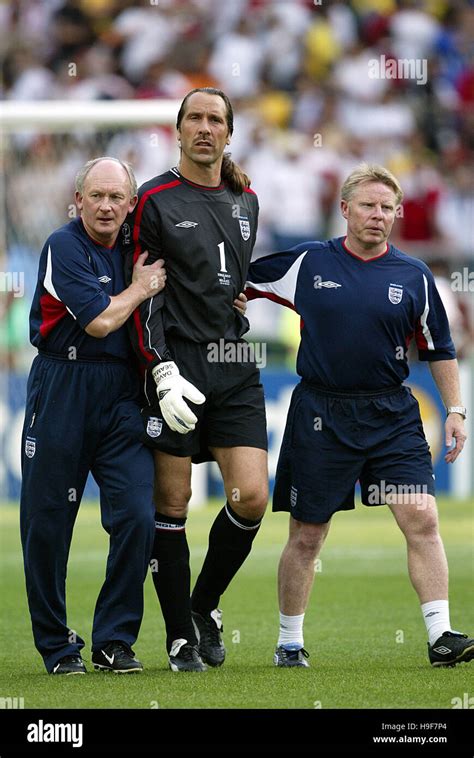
[273,381,435,524]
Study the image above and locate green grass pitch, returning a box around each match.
[0,497,472,709]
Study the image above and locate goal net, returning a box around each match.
[1,99,181,270]
[0,99,216,503]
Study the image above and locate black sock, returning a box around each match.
[150,512,197,651]
[191,502,262,616]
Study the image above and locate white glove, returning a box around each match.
[151,361,205,434]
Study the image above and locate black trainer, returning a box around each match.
[92,641,143,673]
[274,644,310,668]
[168,638,207,672]
[428,631,474,667]
[192,609,226,667]
[50,655,86,675]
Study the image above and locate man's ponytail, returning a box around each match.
[221,153,251,194]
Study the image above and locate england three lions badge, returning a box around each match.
[147,417,163,438]
[25,437,36,458]
[239,218,250,241]
[388,284,403,304]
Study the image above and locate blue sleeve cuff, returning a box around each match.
[418,348,456,361]
[76,292,111,329]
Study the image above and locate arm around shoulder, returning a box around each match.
[85,252,165,338]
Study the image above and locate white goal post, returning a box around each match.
[0,99,181,130]
[1,98,213,507]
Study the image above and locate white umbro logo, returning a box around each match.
[433,645,451,655]
[313,276,342,289]
[98,275,111,283]
[175,221,198,228]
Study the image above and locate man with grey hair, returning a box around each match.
[246,163,473,669]
[21,157,166,675]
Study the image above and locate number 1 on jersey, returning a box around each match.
[218,241,227,272]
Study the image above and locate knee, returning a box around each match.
[403,506,439,544]
[231,484,268,521]
[154,486,191,519]
[290,522,329,559]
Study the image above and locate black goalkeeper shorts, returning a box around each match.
[141,337,268,462]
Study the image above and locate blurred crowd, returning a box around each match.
[1,0,473,369]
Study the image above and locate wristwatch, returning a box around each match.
[446,406,467,419]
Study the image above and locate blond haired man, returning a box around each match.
[246,164,472,669]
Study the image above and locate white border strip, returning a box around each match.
[421,274,435,351]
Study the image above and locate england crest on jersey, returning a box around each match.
[147,417,162,438]
[239,218,251,241]
[25,437,36,458]
[388,284,403,304]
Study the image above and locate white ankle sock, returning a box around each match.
[278,612,305,647]
[421,600,452,646]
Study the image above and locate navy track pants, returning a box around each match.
[20,354,155,673]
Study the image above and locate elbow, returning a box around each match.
[85,317,110,339]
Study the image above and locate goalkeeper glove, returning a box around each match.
[151,361,205,434]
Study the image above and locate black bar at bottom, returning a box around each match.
[0,708,472,755]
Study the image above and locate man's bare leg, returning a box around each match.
[389,493,473,666]
[274,516,330,666]
[278,516,331,615]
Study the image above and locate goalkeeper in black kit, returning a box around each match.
[124,88,268,671]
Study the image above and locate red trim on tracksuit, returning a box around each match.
[131,180,181,364]
[342,238,389,262]
[414,317,428,350]
[245,287,296,311]
[39,293,68,338]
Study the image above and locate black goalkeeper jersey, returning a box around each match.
[123,167,259,368]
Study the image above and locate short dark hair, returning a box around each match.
[176,87,234,135]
